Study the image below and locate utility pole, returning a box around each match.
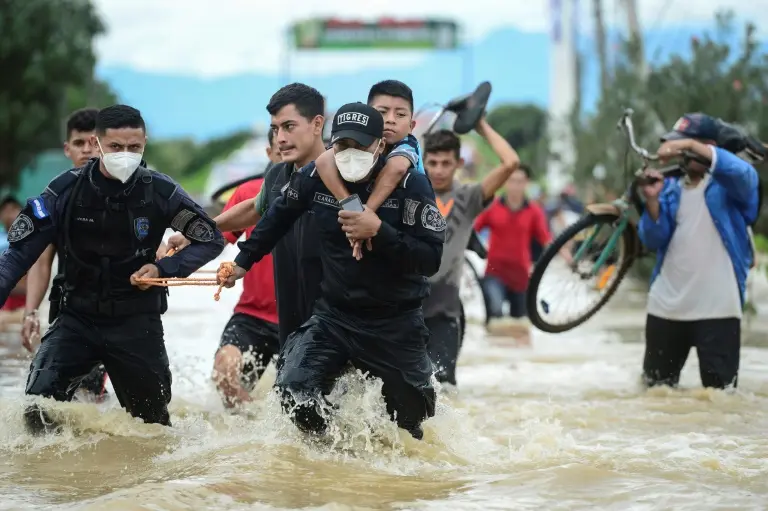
[592,0,609,93]
[620,0,647,77]
[546,0,578,195]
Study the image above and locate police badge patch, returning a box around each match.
[421,204,447,232]
[186,218,214,242]
[7,214,34,243]
[134,217,150,241]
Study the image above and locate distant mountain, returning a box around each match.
[96,22,764,141]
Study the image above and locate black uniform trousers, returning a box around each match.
[275,299,436,440]
[425,313,464,386]
[24,310,172,433]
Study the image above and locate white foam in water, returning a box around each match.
[1,241,768,509]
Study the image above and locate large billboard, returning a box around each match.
[291,18,459,50]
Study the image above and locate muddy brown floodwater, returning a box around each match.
[1,245,767,510]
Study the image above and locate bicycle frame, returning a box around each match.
[574,109,665,275]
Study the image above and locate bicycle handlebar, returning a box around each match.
[617,108,660,162]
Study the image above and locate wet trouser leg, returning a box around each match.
[346,308,436,440]
[425,314,461,386]
[643,314,692,388]
[100,313,172,426]
[691,317,740,389]
[24,313,103,434]
[482,275,507,319]
[274,315,349,436]
[78,364,109,400]
[506,290,527,319]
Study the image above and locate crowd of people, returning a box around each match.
[0,79,759,440]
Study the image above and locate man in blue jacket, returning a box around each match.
[638,113,760,390]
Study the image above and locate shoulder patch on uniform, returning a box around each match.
[421,204,447,232]
[186,218,214,242]
[28,197,49,219]
[381,198,399,209]
[171,209,196,232]
[403,198,420,225]
[7,214,34,243]
[314,192,340,209]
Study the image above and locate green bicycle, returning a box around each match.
[526,108,765,333]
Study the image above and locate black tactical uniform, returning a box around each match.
[0,158,225,433]
[255,162,323,347]
[234,160,445,439]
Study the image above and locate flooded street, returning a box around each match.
[1,245,768,510]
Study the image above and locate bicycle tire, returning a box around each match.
[461,254,489,326]
[526,213,635,333]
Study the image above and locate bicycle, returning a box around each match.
[526,108,767,334]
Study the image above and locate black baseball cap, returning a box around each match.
[661,113,720,143]
[330,102,384,147]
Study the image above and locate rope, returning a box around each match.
[133,246,236,301]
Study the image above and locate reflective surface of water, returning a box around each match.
[1,245,767,510]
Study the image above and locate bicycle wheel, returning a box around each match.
[460,253,487,325]
[526,213,635,333]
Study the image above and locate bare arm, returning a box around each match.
[366,156,411,211]
[214,199,261,233]
[24,245,54,315]
[477,118,520,201]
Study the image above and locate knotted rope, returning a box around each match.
[133,247,235,301]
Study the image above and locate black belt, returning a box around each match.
[63,292,166,318]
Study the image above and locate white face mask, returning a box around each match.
[334,142,382,183]
[97,139,143,183]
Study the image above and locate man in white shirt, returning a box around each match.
[638,113,760,389]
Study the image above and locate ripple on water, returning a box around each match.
[0,247,768,509]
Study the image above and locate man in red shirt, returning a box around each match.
[474,165,554,334]
[213,172,279,408]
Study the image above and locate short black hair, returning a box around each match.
[517,164,532,179]
[424,130,461,159]
[0,196,21,212]
[266,83,325,120]
[66,108,99,140]
[96,105,146,135]
[367,80,414,113]
[267,127,275,147]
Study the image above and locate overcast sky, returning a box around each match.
[92,0,767,77]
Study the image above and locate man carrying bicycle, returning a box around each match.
[638,113,760,390]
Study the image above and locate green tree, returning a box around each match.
[571,12,768,203]
[0,0,104,187]
[481,103,549,172]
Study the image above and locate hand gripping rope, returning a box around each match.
[133,247,236,301]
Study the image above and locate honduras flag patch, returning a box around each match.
[29,197,49,219]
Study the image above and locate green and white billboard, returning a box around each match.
[291,18,459,50]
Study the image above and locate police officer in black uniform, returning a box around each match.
[220,102,445,439]
[0,105,225,433]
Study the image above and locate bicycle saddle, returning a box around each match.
[453,81,492,135]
